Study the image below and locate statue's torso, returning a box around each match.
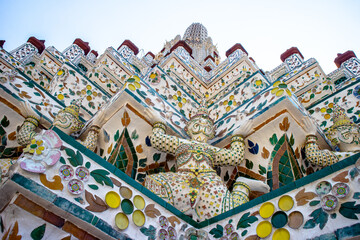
[175,142,215,172]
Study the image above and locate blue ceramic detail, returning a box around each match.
[248,139,259,154]
[53,197,93,223]
[11,173,57,203]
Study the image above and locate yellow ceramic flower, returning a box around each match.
[149,72,157,79]
[19,130,63,173]
[57,94,64,100]
[172,91,187,108]
[271,81,292,97]
[24,139,45,155]
[57,70,64,76]
[126,75,141,91]
[223,95,237,112]
[256,195,296,240]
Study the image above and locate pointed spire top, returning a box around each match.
[183,23,208,44]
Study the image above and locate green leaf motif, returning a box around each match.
[59,157,66,164]
[349,168,359,180]
[290,134,295,146]
[1,147,17,157]
[303,219,316,229]
[1,116,10,128]
[258,164,266,175]
[131,130,139,140]
[209,224,223,238]
[170,85,177,91]
[309,200,320,206]
[30,223,46,240]
[237,212,258,229]
[139,158,147,168]
[0,126,5,136]
[76,151,83,165]
[347,107,354,114]
[88,184,99,190]
[241,230,248,237]
[114,130,120,142]
[180,109,185,116]
[64,148,83,167]
[24,81,34,88]
[339,201,360,220]
[85,162,91,169]
[136,173,146,183]
[153,153,161,162]
[303,207,328,230]
[90,169,114,188]
[140,225,156,240]
[269,133,278,146]
[353,192,360,199]
[320,121,327,127]
[330,213,337,219]
[245,159,253,170]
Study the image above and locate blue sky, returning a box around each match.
[0,0,359,74]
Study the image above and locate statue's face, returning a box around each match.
[53,111,83,135]
[328,125,360,152]
[336,125,359,144]
[186,115,215,142]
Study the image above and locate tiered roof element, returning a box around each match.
[334,50,357,68]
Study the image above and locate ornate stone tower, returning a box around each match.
[183,23,218,65]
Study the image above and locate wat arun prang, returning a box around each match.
[0,23,359,239]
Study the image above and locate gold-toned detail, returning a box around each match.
[24,116,40,127]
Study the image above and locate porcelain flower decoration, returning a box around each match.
[19,130,62,173]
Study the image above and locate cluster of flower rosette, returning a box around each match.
[19,130,62,173]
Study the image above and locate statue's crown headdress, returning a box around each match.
[326,105,359,146]
[57,97,84,131]
[331,105,356,128]
[189,105,214,124]
[62,98,83,118]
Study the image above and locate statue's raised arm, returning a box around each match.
[212,120,253,166]
[150,122,180,154]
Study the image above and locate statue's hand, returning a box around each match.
[302,117,317,135]
[19,101,41,121]
[236,176,270,193]
[92,109,107,127]
[235,120,253,137]
[144,108,164,125]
